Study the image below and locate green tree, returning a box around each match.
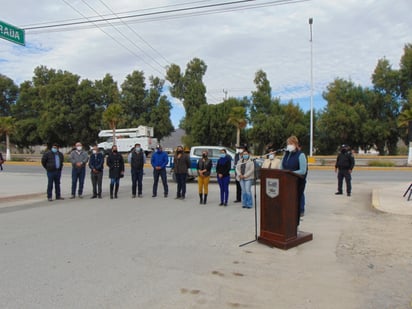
[102,103,124,145]
[0,74,18,116]
[166,58,207,133]
[120,70,147,127]
[0,116,15,160]
[399,43,412,101]
[227,106,247,147]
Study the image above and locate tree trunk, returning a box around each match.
[6,133,11,160]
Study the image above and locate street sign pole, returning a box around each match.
[0,20,25,46]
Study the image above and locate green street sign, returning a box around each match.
[0,20,25,46]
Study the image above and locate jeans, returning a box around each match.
[240,179,253,207]
[71,167,86,196]
[217,175,230,203]
[175,173,187,197]
[131,169,144,195]
[47,170,62,199]
[90,171,103,197]
[337,169,352,193]
[153,168,168,196]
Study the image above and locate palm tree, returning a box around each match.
[0,116,15,160]
[227,106,247,147]
[102,104,124,146]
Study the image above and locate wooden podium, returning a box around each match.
[258,168,313,249]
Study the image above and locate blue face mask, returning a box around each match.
[243,155,249,160]
[135,147,141,152]
[51,148,57,153]
[220,153,226,158]
[157,149,162,153]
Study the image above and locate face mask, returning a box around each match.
[92,150,97,154]
[52,148,58,153]
[243,155,249,160]
[76,146,82,151]
[157,149,162,153]
[237,149,242,154]
[135,147,141,152]
[112,149,118,153]
[177,150,183,154]
[220,153,225,158]
[269,154,274,160]
[202,154,207,158]
[286,144,296,152]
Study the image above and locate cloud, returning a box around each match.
[1,0,412,127]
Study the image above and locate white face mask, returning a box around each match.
[76,146,82,151]
[269,154,275,160]
[286,144,296,152]
[92,150,97,154]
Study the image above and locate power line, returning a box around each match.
[61,0,164,75]
[24,0,309,31]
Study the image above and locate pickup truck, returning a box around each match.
[169,146,236,182]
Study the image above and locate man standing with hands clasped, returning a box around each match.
[70,142,89,199]
[335,144,355,197]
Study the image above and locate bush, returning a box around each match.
[367,160,395,167]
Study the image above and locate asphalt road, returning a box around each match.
[1,164,412,308]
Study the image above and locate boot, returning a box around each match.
[199,193,203,204]
[203,194,207,205]
[115,184,119,198]
[110,184,114,199]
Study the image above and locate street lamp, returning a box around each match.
[309,17,314,159]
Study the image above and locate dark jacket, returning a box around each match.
[197,157,212,177]
[216,155,232,177]
[89,152,104,172]
[107,152,125,179]
[130,151,145,170]
[41,150,64,172]
[173,152,191,174]
[335,150,355,170]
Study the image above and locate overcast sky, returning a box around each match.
[1,0,411,127]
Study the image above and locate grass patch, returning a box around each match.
[367,160,395,167]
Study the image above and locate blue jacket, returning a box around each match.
[89,152,104,172]
[151,150,169,170]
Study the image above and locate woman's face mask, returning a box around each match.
[286,144,296,152]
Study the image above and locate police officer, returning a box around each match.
[335,144,355,196]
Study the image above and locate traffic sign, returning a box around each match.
[0,20,25,46]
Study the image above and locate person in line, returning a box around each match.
[89,145,104,199]
[335,144,355,196]
[128,143,146,198]
[233,145,246,203]
[41,143,65,201]
[0,151,4,171]
[280,136,307,222]
[236,149,255,209]
[106,145,124,199]
[151,144,169,198]
[216,149,232,206]
[197,150,212,204]
[173,145,191,199]
[69,142,89,199]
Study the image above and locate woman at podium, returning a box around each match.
[280,136,308,219]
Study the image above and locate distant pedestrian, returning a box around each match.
[216,149,232,206]
[106,145,124,199]
[0,151,4,171]
[41,143,65,201]
[128,143,146,198]
[236,149,255,209]
[173,145,191,199]
[197,150,212,204]
[335,144,355,196]
[89,145,104,199]
[233,145,246,203]
[151,145,169,198]
[69,142,89,199]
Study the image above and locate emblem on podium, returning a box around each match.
[266,178,279,198]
